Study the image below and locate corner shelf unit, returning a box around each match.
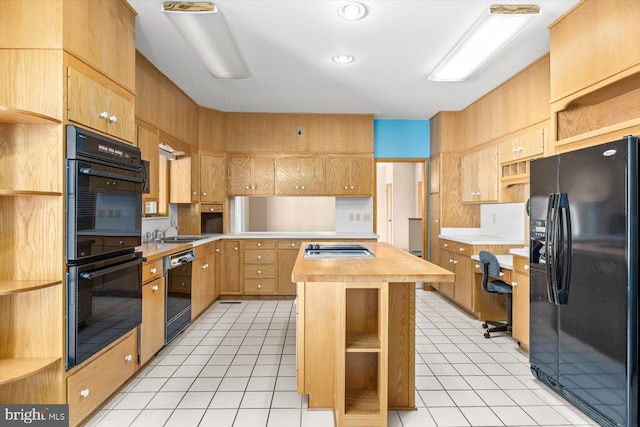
[336,282,389,426]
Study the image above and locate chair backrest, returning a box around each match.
[479,251,501,293]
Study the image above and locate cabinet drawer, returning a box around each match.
[245,240,276,249]
[244,264,275,279]
[244,249,276,264]
[513,255,530,275]
[440,239,471,254]
[67,330,138,426]
[142,258,163,283]
[201,203,223,213]
[473,262,512,282]
[277,240,303,250]
[244,279,276,294]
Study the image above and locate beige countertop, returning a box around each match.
[439,233,524,246]
[292,241,454,283]
[509,247,530,258]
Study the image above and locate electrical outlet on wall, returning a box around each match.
[355,213,362,221]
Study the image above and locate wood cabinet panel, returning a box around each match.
[498,127,545,164]
[325,157,373,196]
[141,258,162,284]
[549,0,640,102]
[512,255,530,350]
[135,53,164,126]
[306,114,373,153]
[244,279,277,294]
[244,264,275,279]
[461,145,498,203]
[277,248,298,294]
[227,157,274,195]
[429,155,440,194]
[200,155,225,202]
[67,330,138,426]
[219,240,242,294]
[325,158,351,195]
[193,251,216,319]
[275,157,325,195]
[140,277,164,365]
[244,249,276,264]
[137,123,160,202]
[438,152,479,228]
[225,113,308,153]
[252,157,275,195]
[199,107,226,152]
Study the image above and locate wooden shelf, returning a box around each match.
[0,107,61,125]
[555,117,640,147]
[0,190,63,197]
[345,388,380,413]
[0,280,62,296]
[501,174,529,188]
[346,333,381,352]
[0,358,60,385]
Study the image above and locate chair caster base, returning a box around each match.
[482,322,488,329]
[484,331,491,339]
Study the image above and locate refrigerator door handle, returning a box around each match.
[545,193,559,304]
[556,193,572,304]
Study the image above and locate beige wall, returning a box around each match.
[245,197,335,232]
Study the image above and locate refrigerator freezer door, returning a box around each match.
[557,139,629,426]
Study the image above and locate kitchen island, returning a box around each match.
[292,242,454,426]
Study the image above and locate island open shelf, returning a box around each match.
[293,242,454,427]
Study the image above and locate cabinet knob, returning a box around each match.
[124,354,133,362]
[257,243,262,247]
[344,186,348,190]
[499,272,504,277]
[251,185,256,190]
[119,240,124,245]
[257,270,262,274]
[202,263,209,269]
[449,259,454,263]
[291,243,296,247]
[350,186,354,190]
[435,219,439,223]
[152,285,159,291]
[109,115,118,123]
[192,191,197,195]
[459,248,465,252]
[216,248,220,252]
[453,260,458,264]
[512,147,518,153]
[257,284,262,289]
[100,111,108,119]
[475,264,480,268]
[234,246,238,251]
[301,186,305,190]
[472,192,477,196]
[80,389,90,398]
[443,243,449,248]
[210,208,215,212]
[511,282,518,286]
[524,264,530,270]
[477,192,482,195]
[257,255,262,260]
[295,185,299,190]
[150,268,157,274]
[202,192,207,196]
[246,185,250,189]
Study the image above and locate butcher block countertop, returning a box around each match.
[292,241,454,283]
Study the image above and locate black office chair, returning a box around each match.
[479,250,512,339]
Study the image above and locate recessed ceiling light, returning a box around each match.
[332,54,355,64]
[337,2,368,20]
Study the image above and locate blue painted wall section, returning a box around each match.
[373,119,430,159]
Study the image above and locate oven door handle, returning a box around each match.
[79,167,144,184]
[80,257,143,280]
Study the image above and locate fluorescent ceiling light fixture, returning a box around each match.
[332,54,355,64]
[428,4,540,82]
[338,2,368,20]
[163,2,250,80]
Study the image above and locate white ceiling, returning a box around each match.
[130,0,579,119]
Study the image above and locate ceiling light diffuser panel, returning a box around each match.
[163,1,250,80]
[428,4,541,82]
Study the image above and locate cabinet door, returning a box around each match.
[429,155,440,194]
[192,252,216,319]
[277,249,298,294]
[138,125,159,202]
[108,0,136,91]
[453,254,473,310]
[275,158,300,195]
[68,67,108,133]
[349,157,373,195]
[439,250,455,299]
[169,155,192,203]
[220,240,242,294]
[428,195,440,288]
[191,152,201,202]
[512,271,530,349]
[106,89,135,142]
[299,157,325,195]
[140,277,164,365]
[251,158,274,195]
[63,2,103,79]
[201,155,225,202]
[460,151,477,203]
[476,145,498,202]
[227,157,251,195]
[324,158,350,195]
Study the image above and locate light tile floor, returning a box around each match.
[86,291,599,426]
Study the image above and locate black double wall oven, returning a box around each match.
[66,125,145,369]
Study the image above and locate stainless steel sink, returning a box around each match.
[158,236,207,244]
[303,244,375,258]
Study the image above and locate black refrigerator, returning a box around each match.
[529,136,638,427]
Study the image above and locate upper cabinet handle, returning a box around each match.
[524,264,530,270]
[100,111,108,119]
[109,115,118,123]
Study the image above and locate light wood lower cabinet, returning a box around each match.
[140,277,164,365]
[219,240,242,294]
[193,243,218,319]
[512,255,530,351]
[276,240,301,294]
[243,240,276,295]
[67,330,138,426]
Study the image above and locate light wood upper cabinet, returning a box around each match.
[549,0,640,102]
[461,145,498,203]
[275,157,325,195]
[306,114,373,153]
[227,157,275,196]
[137,123,159,202]
[429,155,440,194]
[67,64,135,143]
[199,107,225,152]
[200,155,226,202]
[63,0,136,92]
[498,127,545,164]
[325,157,373,196]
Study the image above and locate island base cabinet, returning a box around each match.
[67,329,138,426]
